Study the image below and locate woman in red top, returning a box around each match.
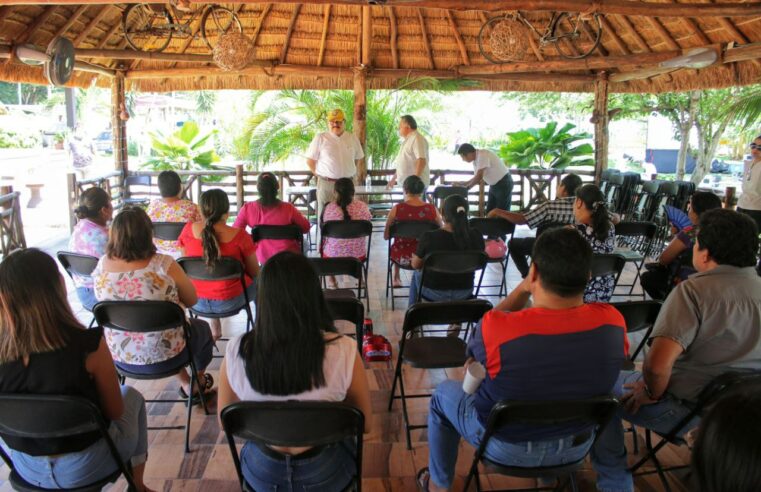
[383,175,441,287]
[178,189,260,340]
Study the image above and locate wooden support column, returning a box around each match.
[353,65,368,183]
[111,74,128,174]
[593,73,609,184]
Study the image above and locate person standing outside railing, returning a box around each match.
[305,109,364,223]
[455,143,513,214]
[388,115,430,189]
[737,135,761,233]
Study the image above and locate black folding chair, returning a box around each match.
[613,221,658,298]
[307,188,318,251]
[93,300,209,453]
[251,224,305,257]
[417,251,488,302]
[310,257,366,302]
[463,396,620,492]
[57,251,99,326]
[0,394,137,492]
[629,371,761,492]
[469,218,517,298]
[177,256,255,334]
[388,299,493,449]
[152,221,186,242]
[590,253,627,299]
[221,401,364,492]
[326,296,365,354]
[385,220,440,309]
[319,220,373,298]
[430,185,468,209]
[123,175,151,207]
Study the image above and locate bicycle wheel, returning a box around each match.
[201,5,243,50]
[477,14,531,63]
[123,4,173,52]
[550,12,601,59]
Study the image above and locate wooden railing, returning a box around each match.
[67,166,595,231]
[0,190,27,258]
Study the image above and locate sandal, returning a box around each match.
[178,373,216,403]
[416,467,430,492]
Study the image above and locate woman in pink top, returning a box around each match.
[146,171,201,258]
[233,172,310,264]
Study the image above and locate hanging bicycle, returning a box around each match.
[122,3,242,53]
[478,11,602,63]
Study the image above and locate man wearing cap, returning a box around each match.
[456,143,513,213]
[389,115,430,188]
[306,109,365,219]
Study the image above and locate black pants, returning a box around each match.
[486,173,514,213]
[508,237,535,278]
[738,207,761,234]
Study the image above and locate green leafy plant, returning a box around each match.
[499,122,594,169]
[143,121,219,172]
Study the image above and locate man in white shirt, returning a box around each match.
[388,115,430,188]
[737,135,761,234]
[457,143,513,213]
[306,109,364,219]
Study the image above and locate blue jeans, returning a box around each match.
[590,371,699,492]
[428,380,594,489]
[487,173,514,213]
[408,271,473,305]
[193,281,257,315]
[240,439,356,492]
[76,286,98,312]
[0,386,147,489]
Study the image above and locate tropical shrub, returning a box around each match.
[143,121,219,172]
[499,122,594,169]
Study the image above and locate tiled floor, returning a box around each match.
[0,226,690,491]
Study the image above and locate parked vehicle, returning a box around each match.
[93,131,113,153]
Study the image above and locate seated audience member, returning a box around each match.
[416,228,627,491]
[233,172,310,264]
[640,191,722,300]
[178,189,259,340]
[218,251,372,491]
[487,174,583,278]
[94,207,214,400]
[0,249,153,492]
[69,187,113,310]
[409,194,485,305]
[691,392,761,492]
[321,177,372,288]
[146,170,200,258]
[384,175,441,288]
[574,184,616,303]
[591,209,761,492]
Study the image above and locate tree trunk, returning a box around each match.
[692,117,730,185]
[675,92,699,181]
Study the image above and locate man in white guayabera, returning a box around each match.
[388,114,430,189]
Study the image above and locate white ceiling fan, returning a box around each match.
[611,47,719,83]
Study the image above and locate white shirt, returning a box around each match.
[473,149,509,185]
[306,131,364,180]
[225,333,356,402]
[395,130,430,186]
[738,159,761,211]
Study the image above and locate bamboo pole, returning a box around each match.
[317,4,330,66]
[353,65,368,183]
[280,4,302,65]
[593,74,609,183]
[235,164,244,210]
[417,8,434,70]
[388,6,399,69]
[111,74,128,174]
[362,6,371,66]
[446,10,470,65]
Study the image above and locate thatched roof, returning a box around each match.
[0,1,760,93]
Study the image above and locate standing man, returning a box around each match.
[456,143,513,214]
[737,134,761,233]
[305,109,364,220]
[389,115,429,189]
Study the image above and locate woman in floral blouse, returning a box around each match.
[146,170,201,258]
[573,184,616,303]
[93,207,214,399]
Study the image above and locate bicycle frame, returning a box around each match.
[515,11,578,46]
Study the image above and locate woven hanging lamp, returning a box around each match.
[213,32,256,71]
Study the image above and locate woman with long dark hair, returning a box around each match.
[218,251,372,491]
[68,186,113,310]
[573,184,616,302]
[178,189,259,340]
[0,249,154,491]
[233,172,310,264]
[408,194,485,305]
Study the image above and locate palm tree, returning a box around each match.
[721,84,761,132]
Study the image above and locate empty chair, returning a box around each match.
[309,256,366,301]
[122,174,151,207]
[613,221,658,298]
[469,217,516,298]
[325,296,365,354]
[430,185,468,209]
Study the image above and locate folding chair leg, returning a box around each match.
[568,474,579,492]
[388,356,402,411]
[398,368,413,450]
[184,372,195,453]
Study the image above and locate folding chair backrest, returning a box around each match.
[658,181,679,197]
[590,254,627,278]
[93,300,186,334]
[642,180,660,194]
[402,299,492,335]
[614,221,657,240]
[251,224,304,242]
[152,221,186,241]
[536,221,567,237]
[56,251,99,279]
[432,186,468,201]
[389,220,439,240]
[0,394,104,439]
[422,250,488,276]
[177,256,245,282]
[125,175,151,188]
[469,218,516,238]
[370,179,388,186]
[610,301,662,335]
[695,371,761,411]
[326,296,365,328]
[321,220,373,239]
[309,257,363,281]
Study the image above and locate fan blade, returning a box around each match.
[660,47,718,69]
[610,66,677,83]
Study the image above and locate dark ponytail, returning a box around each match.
[576,184,610,242]
[334,178,354,221]
[74,187,110,220]
[199,189,230,267]
[257,172,280,208]
[442,194,470,250]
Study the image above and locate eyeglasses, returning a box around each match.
[750,143,760,150]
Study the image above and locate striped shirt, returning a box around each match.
[523,197,576,229]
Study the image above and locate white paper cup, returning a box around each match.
[462,362,486,395]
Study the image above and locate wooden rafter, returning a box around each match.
[361,5,371,65]
[317,4,330,66]
[0,7,13,27]
[646,17,681,50]
[599,16,632,55]
[615,15,651,52]
[280,4,301,65]
[251,3,271,47]
[417,8,434,69]
[74,5,111,47]
[52,5,88,40]
[446,10,470,65]
[683,17,712,45]
[17,6,57,44]
[388,6,399,69]
[96,16,121,49]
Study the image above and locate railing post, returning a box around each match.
[724,186,736,209]
[235,164,244,210]
[478,181,485,217]
[12,192,26,251]
[195,175,203,202]
[66,172,78,232]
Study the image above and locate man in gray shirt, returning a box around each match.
[592,209,761,492]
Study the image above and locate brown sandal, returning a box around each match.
[416,467,430,492]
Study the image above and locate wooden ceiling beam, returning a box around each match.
[417,8,434,69]
[388,6,399,69]
[251,3,271,47]
[280,4,301,65]
[96,17,121,49]
[317,4,330,66]
[614,15,651,52]
[446,10,470,65]
[12,0,761,18]
[0,7,14,28]
[682,17,712,44]
[74,5,110,47]
[52,5,88,40]
[17,6,57,44]
[599,16,632,55]
[361,5,371,65]
[647,17,681,50]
